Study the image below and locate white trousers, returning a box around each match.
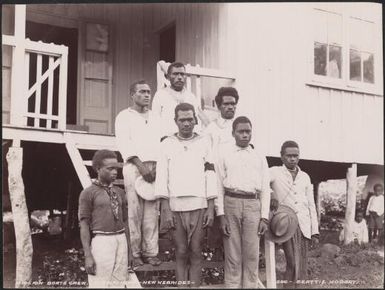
[123,163,159,258]
[88,233,129,288]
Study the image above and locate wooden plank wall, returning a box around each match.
[226,3,383,165]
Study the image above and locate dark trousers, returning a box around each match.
[172,209,205,287]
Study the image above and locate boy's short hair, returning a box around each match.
[280,140,299,155]
[92,149,117,172]
[373,183,384,191]
[232,116,252,132]
[174,102,197,123]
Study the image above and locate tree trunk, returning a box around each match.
[344,163,357,245]
[6,146,33,287]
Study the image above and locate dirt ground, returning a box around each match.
[3,230,384,288]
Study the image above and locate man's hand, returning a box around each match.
[219,215,231,238]
[203,207,214,228]
[163,208,176,230]
[270,199,279,212]
[311,234,320,248]
[258,218,269,236]
[85,254,96,275]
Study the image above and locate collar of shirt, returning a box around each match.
[281,165,304,180]
[215,117,233,129]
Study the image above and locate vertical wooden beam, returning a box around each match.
[58,48,68,130]
[9,5,26,126]
[265,239,277,288]
[6,141,33,288]
[344,163,357,245]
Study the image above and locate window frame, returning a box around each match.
[306,5,382,96]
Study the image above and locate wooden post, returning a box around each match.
[6,141,33,287]
[344,163,357,245]
[9,5,27,126]
[265,239,277,288]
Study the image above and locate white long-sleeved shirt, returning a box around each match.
[366,195,384,216]
[114,108,161,162]
[203,117,235,151]
[270,166,319,239]
[152,86,201,137]
[339,220,369,245]
[215,143,270,219]
[154,134,217,211]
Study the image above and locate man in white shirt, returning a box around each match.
[270,141,319,288]
[204,87,239,153]
[115,80,162,267]
[339,211,368,245]
[152,62,205,137]
[215,116,270,288]
[366,183,384,243]
[155,103,217,287]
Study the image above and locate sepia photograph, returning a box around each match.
[2,1,384,289]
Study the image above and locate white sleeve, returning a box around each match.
[306,176,319,236]
[115,111,138,161]
[260,155,271,219]
[154,141,170,200]
[214,148,226,216]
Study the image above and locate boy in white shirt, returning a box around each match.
[339,211,369,245]
[366,183,384,243]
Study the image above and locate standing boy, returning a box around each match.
[78,150,130,288]
[339,211,369,245]
[216,116,270,288]
[269,141,319,287]
[155,103,217,287]
[366,183,384,243]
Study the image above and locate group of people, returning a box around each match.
[79,61,346,288]
[339,183,384,246]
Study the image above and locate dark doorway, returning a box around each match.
[26,21,78,125]
[159,23,176,62]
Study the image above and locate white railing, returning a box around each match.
[3,35,68,130]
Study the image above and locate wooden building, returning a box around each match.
[2,2,383,287]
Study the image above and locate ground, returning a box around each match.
[3,228,384,289]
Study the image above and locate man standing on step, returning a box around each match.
[155,103,217,287]
[78,150,131,288]
[204,87,240,153]
[152,62,207,138]
[115,80,162,268]
[269,141,319,288]
[216,116,270,288]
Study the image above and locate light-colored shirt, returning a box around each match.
[215,143,270,219]
[339,220,369,245]
[155,133,217,212]
[366,195,384,216]
[204,117,235,151]
[152,86,201,137]
[269,165,319,239]
[115,108,161,162]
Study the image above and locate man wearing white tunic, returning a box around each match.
[155,103,217,287]
[215,116,270,288]
[152,62,204,137]
[204,87,239,152]
[270,141,319,288]
[115,80,162,267]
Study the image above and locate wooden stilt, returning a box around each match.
[64,182,74,241]
[6,143,33,288]
[344,163,357,245]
